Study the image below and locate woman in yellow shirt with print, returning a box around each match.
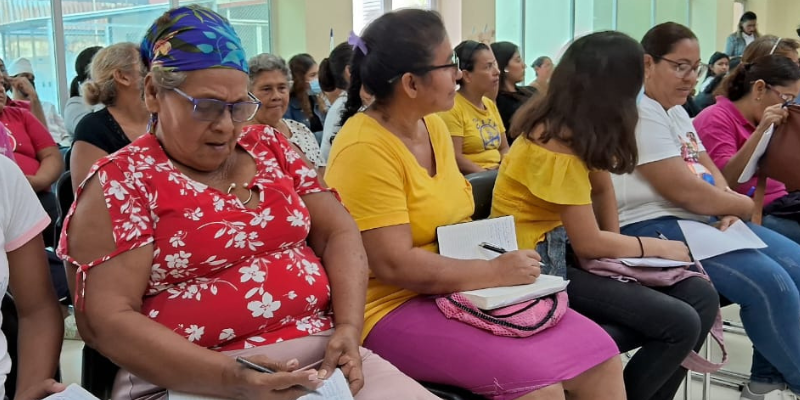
[327,9,625,400]
[439,40,509,174]
[491,31,719,400]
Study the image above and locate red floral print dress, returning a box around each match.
[58,126,333,351]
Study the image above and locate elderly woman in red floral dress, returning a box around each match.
[58,6,435,400]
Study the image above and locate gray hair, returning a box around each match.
[248,53,290,86]
[151,69,187,91]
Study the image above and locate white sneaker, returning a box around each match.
[740,384,797,400]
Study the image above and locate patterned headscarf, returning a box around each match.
[140,5,248,73]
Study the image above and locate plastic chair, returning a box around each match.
[82,346,118,400]
[54,171,73,246]
[465,170,499,220]
[2,293,19,399]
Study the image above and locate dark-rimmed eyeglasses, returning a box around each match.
[767,85,798,106]
[172,88,261,122]
[654,55,708,79]
[387,50,460,83]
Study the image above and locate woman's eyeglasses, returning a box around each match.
[172,88,261,122]
[767,85,798,106]
[387,51,460,83]
[655,56,708,79]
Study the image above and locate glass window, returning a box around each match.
[353,0,434,35]
[61,0,171,104]
[0,1,59,108]
[1,0,271,111]
[495,0,523,46]
[391,0,434,10]
[575,0,616,38]
[522,0,571,82]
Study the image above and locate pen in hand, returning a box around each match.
[655,231,669,241]
[479,242,546,267]
[235,357,321,394]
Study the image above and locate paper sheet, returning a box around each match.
[44,384,99,400]
[738,124,774,184]
[617,257,694,268]
[436,216,517,260]
[169,369,353,400]
[678,220,767,260]
[299,369,353,400]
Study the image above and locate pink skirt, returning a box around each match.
[363,296,619,400]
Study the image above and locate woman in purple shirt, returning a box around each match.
[694,55,800,243]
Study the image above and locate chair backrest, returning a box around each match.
[466,170,499,220]
[54,171,74,245]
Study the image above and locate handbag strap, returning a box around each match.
[680,262,729,372]
[444,294,560,332]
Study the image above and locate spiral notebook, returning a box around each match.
[437,216,569,310]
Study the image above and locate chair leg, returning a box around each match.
[684,371,692,400]
[703,335,712,400]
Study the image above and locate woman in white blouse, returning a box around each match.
[245,53,326,175]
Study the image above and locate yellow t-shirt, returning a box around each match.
[490,137,592,249]
[325,113,475,342]
[438,93,506,170]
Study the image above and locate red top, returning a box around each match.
[6,99,31,110]
[59,125,333,351]
[0,106,55,176]
[694,96,787,206]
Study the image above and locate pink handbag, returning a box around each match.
[580,258,727,373]
[435,291,568,338]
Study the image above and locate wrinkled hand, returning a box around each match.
[320,324,363,395]
[490,249,542,286]
[714,215,740,232]
[758,103,789,132]
[15,378,66,400]
[10,76,37,100]
[231,355,323,400]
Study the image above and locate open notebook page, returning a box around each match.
[437,216,517,260]
[168,369,353,400]
[678,219,767,260]
[738,123,774,183]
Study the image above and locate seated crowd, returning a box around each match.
[1,5,800,400]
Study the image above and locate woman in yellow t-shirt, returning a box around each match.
[326,9,625,400]
[438,40,509,174]
[491,31,719,400]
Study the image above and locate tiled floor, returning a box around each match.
[58,306,754,400]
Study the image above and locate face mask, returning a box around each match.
[308,79,322,96]
[636,85,645,105]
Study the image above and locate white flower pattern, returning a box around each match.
[57,125,333,351]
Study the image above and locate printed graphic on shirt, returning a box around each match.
[0,123,15,160]
[475,117,501,150]
[679,132,715,185]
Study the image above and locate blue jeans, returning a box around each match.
[622,217,800,393]
[763,215,800,245]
